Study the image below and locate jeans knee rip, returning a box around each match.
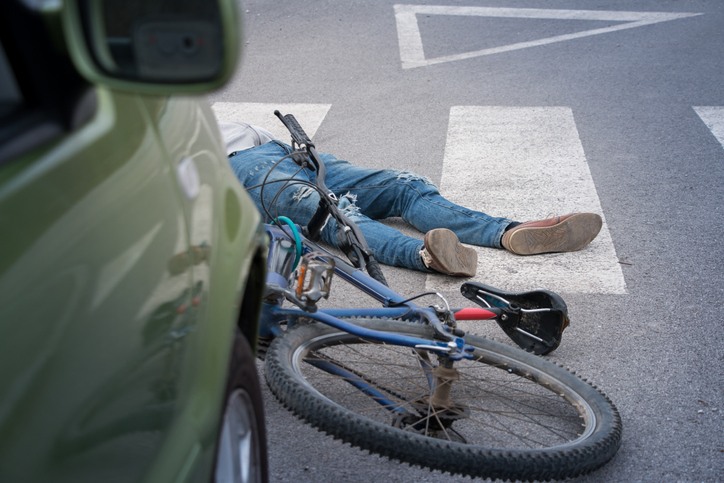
[338,192,361,217]
[291,186,316,202]
[395,171,435,186]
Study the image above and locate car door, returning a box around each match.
[0,44,196,483]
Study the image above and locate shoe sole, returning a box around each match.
[505,213,603,255]
[424,229,478,277]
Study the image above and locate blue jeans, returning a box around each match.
[229,141,513,272]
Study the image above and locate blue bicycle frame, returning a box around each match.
[258,224,475,360]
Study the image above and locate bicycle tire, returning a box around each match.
[264,318,622,481]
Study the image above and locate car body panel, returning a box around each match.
[0,86,264,482]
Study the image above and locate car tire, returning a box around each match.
[212,330,268,483]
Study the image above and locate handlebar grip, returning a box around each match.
[274,110,314,147]
[366,258,388,287]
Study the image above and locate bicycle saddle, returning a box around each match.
[460,282,570,355]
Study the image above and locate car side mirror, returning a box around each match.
[62,0,241,94]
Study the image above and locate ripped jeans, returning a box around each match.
[229,141,513,272]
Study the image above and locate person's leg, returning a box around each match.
[321,153,602,255]
[320,154,511,248]
[325,195,477,276]
[229,141,319,223]
[229,143,475,274]
[322,195,427,271]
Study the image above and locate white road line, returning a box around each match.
[428,106,626,294]
[693,106,724,151]
[394,5,702,69]
[211,102,332,140]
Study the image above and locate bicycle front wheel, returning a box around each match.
[264,318,621,481]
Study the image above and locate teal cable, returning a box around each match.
[274,216,302,269]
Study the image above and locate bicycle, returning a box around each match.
[254,111,622,481]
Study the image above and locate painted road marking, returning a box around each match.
[428,106,626,294]
[694,107,724,151]
[394,5,702,69]
[211,102,332,140]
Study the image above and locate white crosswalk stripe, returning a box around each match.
[694,106,724,151]
[427,106,626,294]
[211,102,331,140]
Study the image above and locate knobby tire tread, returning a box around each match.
[264,318,622,481]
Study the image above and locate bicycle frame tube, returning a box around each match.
[275,307,456,350]
[305,358,410,416]
[260,224,476,356]
[265,224,411,305]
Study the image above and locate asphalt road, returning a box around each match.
[210,1,724,481]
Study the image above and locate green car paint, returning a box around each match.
[0,1,266,482]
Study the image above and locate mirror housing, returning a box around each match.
[62,0,241,94]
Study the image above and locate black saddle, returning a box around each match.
[460,282,570,355]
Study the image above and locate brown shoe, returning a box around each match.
[420,229,477,277]
[501,213,602,255]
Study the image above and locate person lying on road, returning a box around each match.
[222,122,602,277]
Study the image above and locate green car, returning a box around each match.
[0,0,268,481]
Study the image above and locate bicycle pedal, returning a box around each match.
[293,252,335,305]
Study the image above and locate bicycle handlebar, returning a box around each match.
[275,110,388,286]
[275,110,314,148]
[366,258,387,286]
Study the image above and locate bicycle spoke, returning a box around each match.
[266,320,621,480]
[301,339,587,448]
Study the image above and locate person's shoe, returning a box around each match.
[420,228,477,277]
[501,213,602,255]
